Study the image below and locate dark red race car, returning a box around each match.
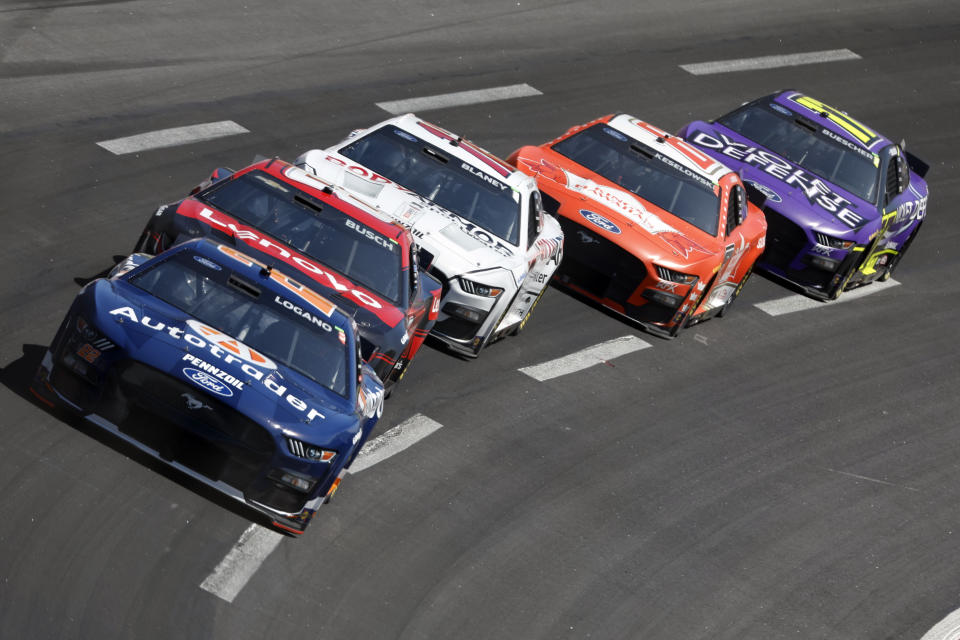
[134,157,441,392]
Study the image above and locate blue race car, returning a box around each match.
[33,238,384,535]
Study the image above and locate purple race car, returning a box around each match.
[679,90,929,300]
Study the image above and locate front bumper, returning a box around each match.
[553,217,699,339]
[427,270,516,357]
[758,208,877,301]
[34,350,342,534]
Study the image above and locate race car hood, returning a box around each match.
[680,120,883,241]
[86,279,358,444]
[513,146,722,270]
[295,151,527,283]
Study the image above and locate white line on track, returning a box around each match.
[376,83,542,114]
[921,608,960,640]
[348,413,443,474]
[680,49,861,75]
[519,335,651,382]
[96,120,249,155]
[199,523,284,603]
[754,279,899,316]
[200,413,443,603]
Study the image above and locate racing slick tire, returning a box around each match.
[880,223,921,282]
[717,268,752,318]
[508,285,547,337]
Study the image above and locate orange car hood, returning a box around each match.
[521,152,722,267]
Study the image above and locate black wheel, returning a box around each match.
[880,223,921,282]
[717,267,752,318]
[508,286,547,336]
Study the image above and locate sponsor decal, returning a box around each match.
[811,244,835,255]
[655,281,678,293]
[580,209,621,234]
[534,236,562,262]
[556,168,710,258]
[690,131,868,229]
[193,255,222,271]
[705,282,736,308]
[183,367,234,397]
[345,218,396,252]
[653,151,714,189]
[744,179,782,203]
[182,205,396,322]
[787,94,881,148]
[186,319,275,368]
[770,103,793,117]
[181,354,245,390]
[461,162,508,191]
[322,155,515,258]
[893,196,927,224]
[603,126,628,142]
[820,127,875,161]
[393,128,418,143]
[275,296,334,331]
[109,307,327,423]
[76,344,101,363]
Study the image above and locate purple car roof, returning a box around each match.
[770,90,893,153]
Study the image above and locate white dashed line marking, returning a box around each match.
[519,335,651,382]
[754,279,899,316]
[680,49,861,75]
[376,83,542,114]
[348,414,444,474]
[200,524,283,603]
[921,608,960,640]
[97,120,249,155]
[200,413,442,603]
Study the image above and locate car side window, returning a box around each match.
[726,184,745,237]
[527,192,543,248]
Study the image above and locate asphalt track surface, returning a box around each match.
[2,1,959,638]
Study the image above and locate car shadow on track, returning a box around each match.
[0,343,296,536]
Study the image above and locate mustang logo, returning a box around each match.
[577,230,599,245]
[181,393,212,411]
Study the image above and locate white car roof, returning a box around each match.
[606,114,731,186]
[345,113,537,195]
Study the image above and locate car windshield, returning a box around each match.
[339,125,521,245]
[717,103,880,203]
[130,251,350,397]
[198,170,404,304]
[552,124,721,236]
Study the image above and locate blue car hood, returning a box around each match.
[87,279,358,444]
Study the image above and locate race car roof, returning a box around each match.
[239,158,413,249]
[605,114,732,187]
[365,113,537,193]
[769,90,893,153]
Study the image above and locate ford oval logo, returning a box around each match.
[744,179,782,203]
[579,209,621,234]
[182,367,233,398]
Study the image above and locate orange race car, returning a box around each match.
[509,115,767,338]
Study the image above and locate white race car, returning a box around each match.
[296,115,564,358]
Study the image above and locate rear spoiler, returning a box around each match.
[905,150,929,179]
